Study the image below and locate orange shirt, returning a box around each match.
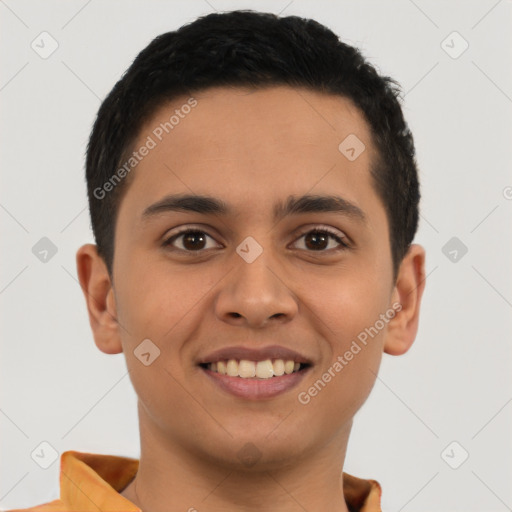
[8,450,382,511]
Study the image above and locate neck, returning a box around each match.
[121,405,352,512]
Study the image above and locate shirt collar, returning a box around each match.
[58,450,381,511]
[60,450,139,511]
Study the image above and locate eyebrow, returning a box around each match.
[141,193,367,224]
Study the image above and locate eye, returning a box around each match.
[162,229,220,252]
[162,226,350,254]
[292,226,350,252]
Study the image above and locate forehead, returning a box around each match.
[156,85,371,155]
[117,85,381,226]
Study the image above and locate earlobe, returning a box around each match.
[383,244,426,356]
[76,244,123,355]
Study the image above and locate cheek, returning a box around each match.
[114,257,215,396]
[297,309,386,432]
[313,269,390,344]
[301,273,390,409]
[114,254,206,339]
[114,261,199,421]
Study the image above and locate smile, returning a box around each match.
[199,358,312,400]
[200,358,310,379]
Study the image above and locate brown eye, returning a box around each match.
[293,228,349,252]
[163,229,219,252]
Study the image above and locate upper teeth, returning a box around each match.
[207,359,302,379]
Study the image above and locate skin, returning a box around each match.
[76,85,426,512]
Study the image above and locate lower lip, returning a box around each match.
[200,366,311,400]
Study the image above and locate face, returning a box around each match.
[79,85,424,470]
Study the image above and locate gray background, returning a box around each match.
[1,0,511,510]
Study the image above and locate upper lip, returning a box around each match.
[197,345,313,365]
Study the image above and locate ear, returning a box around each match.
[75,244,123,354]
[383,244,426,356]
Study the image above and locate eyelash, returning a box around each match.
[162,226,350,254]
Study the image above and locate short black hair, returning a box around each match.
[85,9,420,282]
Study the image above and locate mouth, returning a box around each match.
[198,358,312,400]
[199,359,311,378]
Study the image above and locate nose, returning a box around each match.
[214,247,298,329]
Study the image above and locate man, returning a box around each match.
[10,9,425,512]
